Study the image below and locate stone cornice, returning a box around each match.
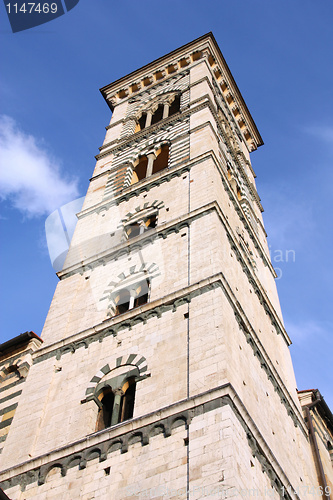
[94,95,263,217]
[32,273,303,433]
[99,71,246,159]
[200,102,263,211]
[75,149,273,282]
[80,154,195,219]
[57,194,286,348]
[58,200,208,279]
[97,70,199,156]
[99,33,262,151]
[192,71,255,156]
[34,275,222,364]
[196,146,271,271]
[203,36,263,150]
[209,148,270,266]
[58,194,271,285]
[95,98,194,161]
[0,384,301,499]
[104,117,125,131]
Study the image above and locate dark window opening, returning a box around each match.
[114,289,131,316]
[134,293,148,308]
[115,302,130,315]
[146,215,157,229]
[125,214,157,240]
[7,365,18,374]
[131,144,169,185]
[133,156,148,183]
[169,95,180,116]
[151,104,164,125]
[126,223,141,239]
[152,144,169,175]
[96,379,136,431]
[133,280,149,308]
[97,390,114,431]
[138,113,147,130]
[120,379,136,422]
[114,280,149,317]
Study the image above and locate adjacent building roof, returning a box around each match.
[0,331,42,357]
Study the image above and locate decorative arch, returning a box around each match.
[84,354,149,432]
[134,91,181,131]
[85,353,148,399]
[131,141,170,185]
[38,463,66,485]
[119,200,164,227]
[119,201,164,241]
[100,262,160,317]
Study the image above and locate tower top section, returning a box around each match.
[100,32,263,152]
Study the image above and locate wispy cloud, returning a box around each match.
[262,184,314,251]
[304,125,333,145]
[0,115,79,217]
[285,319,332,345]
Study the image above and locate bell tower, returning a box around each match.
[0,33,323,499]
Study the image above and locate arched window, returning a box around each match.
[138,113,147,130]
[96,389,114,430]
[114,289,131,315]
[125,214,157,240]
[169,95,180,117]
[152,144,169,175]
[151,104,164,125]
[96,378,137,431]
[135,94,181,132]
[131,144,169,185]
[133,281,149,307]
[114,279,150,316]
[119,378,136,422]
[131,155,148,184]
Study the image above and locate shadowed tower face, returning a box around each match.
[0,33,324,499]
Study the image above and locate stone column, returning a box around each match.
[163,103,170,119]
[111,389,124,426]
[139,221,146,235]
[145,110,152,128]
[129,290,136,310]
[146,152,156,178]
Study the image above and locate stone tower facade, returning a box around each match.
[0,33,329,499]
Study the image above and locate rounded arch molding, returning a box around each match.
[84,353,148,399]
[128,138,171,168]
[118,200,164,227]
[131,91,181,121]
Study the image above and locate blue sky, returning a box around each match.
[0,1,332,408]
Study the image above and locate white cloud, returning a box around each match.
[0,115,79,217]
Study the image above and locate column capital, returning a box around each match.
[114,388,124,397]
